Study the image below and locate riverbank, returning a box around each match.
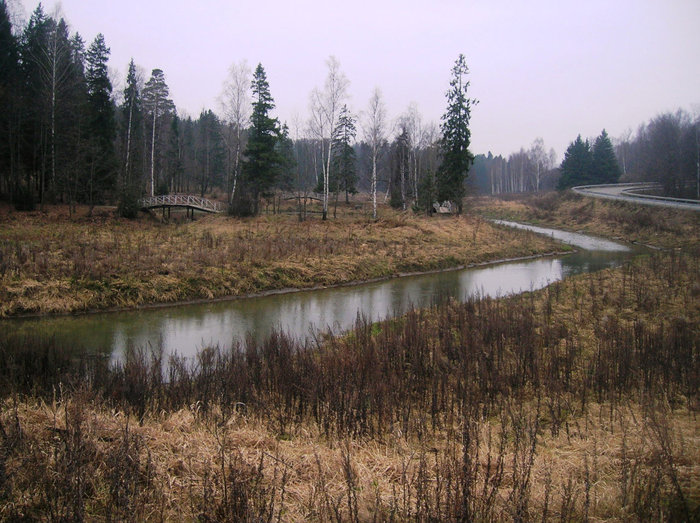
[0,203,565,317]
[2,250,697,521]
[471,191,700,251]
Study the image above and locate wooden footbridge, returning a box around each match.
[138,194,224,216]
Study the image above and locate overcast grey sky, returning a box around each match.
[11,0,700,159]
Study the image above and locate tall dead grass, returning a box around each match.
[0,251,697,520]
[0,208,562,316]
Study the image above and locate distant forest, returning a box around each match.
[473,111,700,198]
[1,3,697,215]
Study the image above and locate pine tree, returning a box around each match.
[238,63,281,216]
[142,68,175,195]
[121,60,142,184]
[558,135,593,189]
[437,54,476,214]
[592,129,621,184]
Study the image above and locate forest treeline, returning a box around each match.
[0,3,477,217]
[0,3,697,217]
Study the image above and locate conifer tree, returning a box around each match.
[592,129,621,184]
[390,127,410,209]
[195,109,225,196]
[558,135,593,189]
[238,63,281,216]
[0,0,20,199]
[118,59,143,216]
[437,54,476,214]
[274,123,297,193]
[142,68,174,195]
[84,33,115,209]
[331,104,357,205]
[122,60,142,184]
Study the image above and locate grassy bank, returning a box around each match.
[471,191,700,251]
[2,251,697,521]
[0,204,564,317]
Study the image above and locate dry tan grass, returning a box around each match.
[0,203,564,316]
[3,396,696,521]
[471,192,700,251]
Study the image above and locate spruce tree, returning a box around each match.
[331,104,357,204]
[275,123,297,193]
[390,128,410,209]
[592,129,621,184]
[437,54,476,214]
[84,33,115,208]
[118,59,143,217]
[195,109,225,196]
[239,63,281,216]
[558,135,593,189]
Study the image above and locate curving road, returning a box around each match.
[572,183,700,211]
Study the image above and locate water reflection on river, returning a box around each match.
[1,223,637,360]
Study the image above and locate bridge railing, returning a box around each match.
[138,194,224,213]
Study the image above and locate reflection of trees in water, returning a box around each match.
[5,247,637,361]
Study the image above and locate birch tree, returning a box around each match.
[220,60,251,204]
[401,102,424,204]
[362,87,386,220]
[309,56,348,220]
[528,137,547,192]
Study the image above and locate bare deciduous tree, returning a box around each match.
[528,137,547,192]
[363,87,386,220]
[400,102,424,205]
[309,56,348,220]
[220,60,251,204]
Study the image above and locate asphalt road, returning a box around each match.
[572,183,700,212]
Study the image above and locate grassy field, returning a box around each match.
[1,194,698,520]
[471,191,700,252]
[1,250,697,521]
[0,203,565,317]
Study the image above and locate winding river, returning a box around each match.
[1,222,641,360]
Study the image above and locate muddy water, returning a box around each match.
[1,222,639,360]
